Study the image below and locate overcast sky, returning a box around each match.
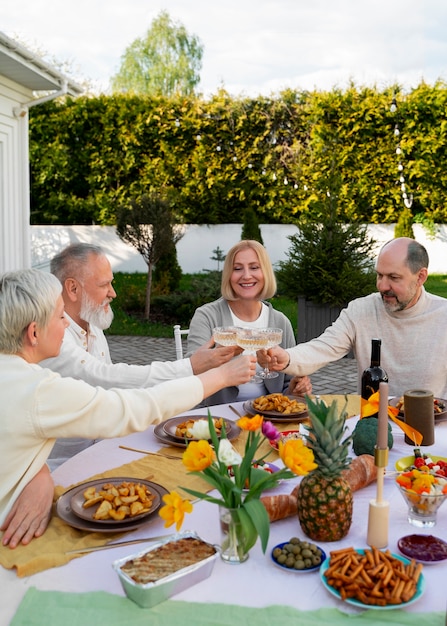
[3,0,447,97]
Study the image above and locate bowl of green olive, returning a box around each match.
[271,536,326,572]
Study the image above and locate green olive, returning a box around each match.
[277,553,287,564]
[301,548,312,558]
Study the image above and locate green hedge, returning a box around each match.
[29,82,447,226]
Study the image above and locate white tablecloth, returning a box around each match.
[2,400,447,624]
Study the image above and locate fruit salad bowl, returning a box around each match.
[396,471,447,528]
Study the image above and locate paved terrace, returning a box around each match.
[107,335,358,396]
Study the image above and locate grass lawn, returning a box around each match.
[106,272,447,338]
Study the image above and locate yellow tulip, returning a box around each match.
[182,439,215,471]
[278,438,317,475]
[159,491,193,531]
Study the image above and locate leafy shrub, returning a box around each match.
[151,270,221,325]
[277,220,377,307]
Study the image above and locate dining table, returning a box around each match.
[1,395,447,625]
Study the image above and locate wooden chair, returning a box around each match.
[173,324,189,359]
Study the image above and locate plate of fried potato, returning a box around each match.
[70,478,161,524]
[320,546,425,610]
[243,394,308,422]
[56,478,165,531]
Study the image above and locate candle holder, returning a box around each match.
[366,446,389,548]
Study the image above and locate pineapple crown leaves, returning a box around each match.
[303,396,353,477]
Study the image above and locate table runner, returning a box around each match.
[0,453,211,577]
[11,588,445,626]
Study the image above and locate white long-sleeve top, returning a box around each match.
[0,354,203,525]
[40,315,193,469]
[283,288,447,398]
[40,315,193,388]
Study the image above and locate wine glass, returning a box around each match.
[235,327,269,383]
[258,328,283,379]
[212,326,239,346]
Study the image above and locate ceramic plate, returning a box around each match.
[398,534,447,564]
[320,550,425,610]
[269,429,306,451]
[154,420,241,449]
[162,414,231,442]
[390,397,447,422]
[57,479,167,533]
[271,542,326,573]
[70,477,161,524]
[395,454,447,472]
[243,395,309,422]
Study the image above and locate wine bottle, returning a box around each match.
[360,339,388,418]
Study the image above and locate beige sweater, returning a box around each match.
[285,288,447,398]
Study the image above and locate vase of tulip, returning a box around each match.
[219,506,250,563]
[159,411,316,563]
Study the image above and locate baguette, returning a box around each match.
[342,454,377,492]
[261,456,377,523]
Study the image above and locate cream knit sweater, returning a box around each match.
[285,288,447,398]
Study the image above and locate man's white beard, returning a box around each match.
[80,292,114,330]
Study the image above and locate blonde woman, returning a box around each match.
[187,240,311,406]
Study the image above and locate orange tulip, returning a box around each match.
[237,414,264,432]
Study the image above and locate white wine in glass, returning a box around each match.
[212,326,239,346]
[258,328,283,379]
[235,328,269,382]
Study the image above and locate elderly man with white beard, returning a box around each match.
[41,243,239,469]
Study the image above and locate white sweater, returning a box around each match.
[41,315,193,469]
[285,288,447,398]
[0,355,203,525]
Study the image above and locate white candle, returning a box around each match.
[377,381,389,449]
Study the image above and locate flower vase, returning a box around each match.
[219,506,250,563]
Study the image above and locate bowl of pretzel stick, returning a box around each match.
[320,546,425,609]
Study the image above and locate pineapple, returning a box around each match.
[297,396,353,542]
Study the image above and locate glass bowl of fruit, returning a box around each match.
[396,469,447,527]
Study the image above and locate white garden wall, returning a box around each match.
[31,223,447,275]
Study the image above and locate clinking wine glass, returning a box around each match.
[235,327,269,383]
[258,328,283,379]
[212,326,239,347]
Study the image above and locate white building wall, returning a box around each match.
[0,76,31,272]
[31,223,447,274]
